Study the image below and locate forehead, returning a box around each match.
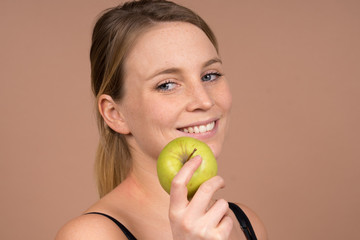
[124,22,218,77]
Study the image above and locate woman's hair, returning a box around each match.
[90,0,219,198]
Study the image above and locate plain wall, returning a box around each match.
[0,0,359,239]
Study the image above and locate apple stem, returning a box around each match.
[186,148,197,162]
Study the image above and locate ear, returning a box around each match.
[98,94,130,134]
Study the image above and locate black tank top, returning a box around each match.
[86,202,257,240]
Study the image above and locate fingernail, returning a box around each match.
[193,155,202,162]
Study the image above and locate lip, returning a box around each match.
[177,118,219,129]
[176,118,219,139]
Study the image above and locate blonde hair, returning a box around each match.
[90,0,219,198]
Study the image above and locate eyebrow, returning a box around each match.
[147,57,222,80]
[203,57,222,68]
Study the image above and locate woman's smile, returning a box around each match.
[177,119,219,139]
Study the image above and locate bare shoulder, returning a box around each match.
[55,214,128,240]
[236,203,268,240]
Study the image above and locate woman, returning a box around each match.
[56,0,267,239]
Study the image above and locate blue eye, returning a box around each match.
[201,72,222,82]
[156,81,177,91]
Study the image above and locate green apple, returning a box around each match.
[157,136,217,199]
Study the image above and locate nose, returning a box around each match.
[185,83,215,112]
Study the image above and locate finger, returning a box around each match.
[169,155,202,210]
[216,215,233,239]
[188,175,225,213]
[204,198,230,228]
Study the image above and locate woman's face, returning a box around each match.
[119,22,232,160]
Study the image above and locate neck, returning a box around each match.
[107,148,174,239]
[115,148,171,214]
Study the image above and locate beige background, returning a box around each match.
[1,0,359,239]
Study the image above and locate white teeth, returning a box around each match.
[189,127,194,133]
[199,125,207,133]
[206,122,215,131]
[194,126,199,133]
[180,121,215,134]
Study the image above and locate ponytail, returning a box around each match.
[95,127,131,198]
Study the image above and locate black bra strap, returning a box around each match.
[85,212,137,240]
[86,204,256,240]
[228,202,257,240]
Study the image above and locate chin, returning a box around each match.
[207,141,224,159]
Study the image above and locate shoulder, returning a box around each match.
[235,203,268,240]
[55,214,129,240]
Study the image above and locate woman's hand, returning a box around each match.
[169,156,233,240]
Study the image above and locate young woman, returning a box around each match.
[56,1,267,239]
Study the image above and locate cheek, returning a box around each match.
[126,95,181,133]
[146,96,180,125]
[125,96,184,159]
[213,81,233,112]
[223,89,232,112]
[211,83,232,157]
